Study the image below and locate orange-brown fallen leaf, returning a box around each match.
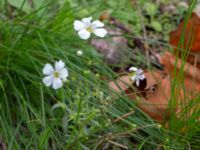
[170,13,200,52]
[109,52,200,121]
[166,11,200,120]
[169,13,200,67]
[160,51,200,120]
[109,72,173,121]
[160,52,200,94]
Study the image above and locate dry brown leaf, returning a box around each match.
[164,11,200,121]
[160,51,200,121]
[160,52,200,93]
[169,13,200,66]
[109,72,173,121]
[170,13,200,52]
[137,72,172,121]
[109,75,133,93]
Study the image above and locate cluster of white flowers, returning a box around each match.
[129,67,145,87]
[42,17,107,90]
[42,16,144,90]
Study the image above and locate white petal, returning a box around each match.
[59,68,68,79]
[137,74,145,80]
[136,79,140,87]
[129,67,138,72]
[43,64,54,75]
[130,75,136,81]
[82,17,92,26]
[137,69,144,75]
[55,60,65,71]
[52,78,63,90]
[74,20,85,31]
[92,20,104,29]
[78,29,91,40]
[93,28,107,37]
[43,75,54,87]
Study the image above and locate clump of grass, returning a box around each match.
[0,0,199,149]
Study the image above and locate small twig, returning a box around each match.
[128,35,198,57]
[108,140,128,149]
[186,141,191,150]
[26,118,62,123]
[109,16,131,33]
[96,124,157,149]
[156,143,163,150]
[115,123,157,137]
[112,110,135,123]
[136,2,150,66]
[149,47,161,62]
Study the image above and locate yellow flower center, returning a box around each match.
[54,71,60,78]
[129,72,136,77]
[86,27,93,32]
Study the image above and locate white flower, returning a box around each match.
[74,17,107,40]
[42,60,69,90]
[76,50,83,56]
[129,67,145,87]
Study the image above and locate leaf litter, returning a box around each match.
[92,5,200,122]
